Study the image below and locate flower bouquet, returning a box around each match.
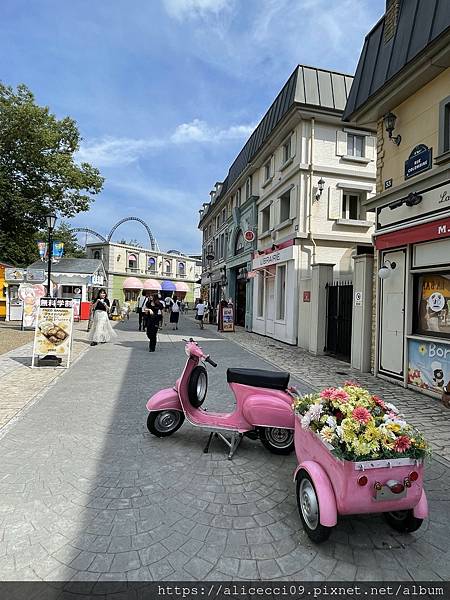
[291,382,429,462]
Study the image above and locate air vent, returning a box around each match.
[384,0,400,44]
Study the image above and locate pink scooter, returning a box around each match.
[146,338,295,459]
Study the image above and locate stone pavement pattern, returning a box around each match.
[0,323,90,430]
[222,326,450,463]
[0,315,449,587]
[0,322,34,356]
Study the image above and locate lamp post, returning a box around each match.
[46,213,57,297]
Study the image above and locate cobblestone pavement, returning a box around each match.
[0,315,449,585]
[0,321,34,356]
[0,323,91,430]
[218,326,450,463]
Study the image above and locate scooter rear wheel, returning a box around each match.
[383,510,423,533]
[260,427,294,454]
[147,411,185,437]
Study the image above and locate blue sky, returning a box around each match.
[2,0,385,253]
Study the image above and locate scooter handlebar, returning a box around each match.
[205,356,217,368]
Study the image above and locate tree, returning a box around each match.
[0,82,104,266]
[34,221,85,260]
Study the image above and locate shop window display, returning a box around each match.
[414,273,450,338]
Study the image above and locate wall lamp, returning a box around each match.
[271,244,280,251]
[389,192,423,210]
[315,178,325,201]
[378,259,397,280]
[384,112,401,146]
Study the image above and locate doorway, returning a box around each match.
[265,275,275,336]
[325,281,353,361]
[235,277,247,326]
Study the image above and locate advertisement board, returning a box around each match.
[222,307,234,332]
[31,298,74,368]
[19,283,46,329]
[408,338,450,394]
[5,268,25,282]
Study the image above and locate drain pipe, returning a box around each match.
[307,117,317,265]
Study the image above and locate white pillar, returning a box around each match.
[351,254,374,372]
[309,263,334,355]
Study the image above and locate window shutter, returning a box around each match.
[365,136,376,161]
[336,131,347,156]
[289,186,297,219]
[328,187,342,220]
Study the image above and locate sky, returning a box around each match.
[2,0,385,254]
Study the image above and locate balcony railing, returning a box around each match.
[176,273,187,278]
[126,267,140,273]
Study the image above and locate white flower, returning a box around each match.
[309,403,323,421]
[326,416,337,429]
[335,426,343,438]
[301,413,312,428]
[385,402,399,414]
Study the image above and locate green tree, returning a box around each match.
[0,83,104,266]
[34,221,85,260]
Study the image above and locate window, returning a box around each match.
[222,208,226,224]
[347,134,364,157]
[276,265,286,320]
[264,158,272,181]
[93,250,100,259]
[262,205,270,232]
[245,176,252,200]
[220,234,225,258]
[342,193,360,220]
[438,96,450,157]
[125,289,139,302]
[414,273,450,339]
[282,136,292,164]
[128,253,138,271]
[257,273,264,317]
[235,230,245,255]
[178,261,185,277]
[237,188,242,206]
[208,225,212,238]
[164,259,172,275]
[148,257,156,272]
[216,215,220,229]
[279,189,291,223]
[215,237,219,259]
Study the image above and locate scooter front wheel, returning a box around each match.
[260,427,294,455]
[147,411,185,437]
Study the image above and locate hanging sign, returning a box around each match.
[244,230,255,242]
[404,144,432,180]
[52,241,64,259]
[37,242,47,259]
[222,307,234,332]
[31,298,74,368]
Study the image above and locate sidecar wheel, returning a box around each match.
[296,470,332,543]
[383,510,423,533]
[147,411,184,437]
[260,427,294,454]
[188,365,208,408]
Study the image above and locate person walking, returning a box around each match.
[195,298,206,330]
[137,292,149,331]
[170,295,180,330]
[145,294,162,352]
[89,289,117,346]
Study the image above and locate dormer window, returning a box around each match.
[282,136,292,164]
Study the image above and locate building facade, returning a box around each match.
[344,0,450,395]
[200,65,377,352]
[86,242,198,306]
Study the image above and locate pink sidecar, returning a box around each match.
[293,416,428,543]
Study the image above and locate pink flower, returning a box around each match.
[344,380,361,387]
[320,388,336,399]
[351,406,371,424]
[394,436,412,453]
[331,389,349,403]
[373,395,387,410]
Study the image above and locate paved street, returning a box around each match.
[0,314,449,585]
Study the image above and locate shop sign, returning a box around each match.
[252,245,294,269]
[222,307,234,332]
[26,269,45,283]
[405,144,432,180]
[90,273,104,286]
[408,339,450,395]
[375,214,450,250]
[376,182,450,231]
[5,268,25,282]
[244,230,255,242]
[303,291,311,302]
[32,298,74,368]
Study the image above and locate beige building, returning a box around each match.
[344,0,450,394]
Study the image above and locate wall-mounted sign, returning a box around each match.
[404,144,432,180]
[27,269,45,283]
[252,245,294,270]
[408,339,450,395]
[90,274,104,286]
[384,179,393,190]
[354,291,363,307]
[244,230,255,242]
[303,291,311,302]
[5,268,25,282]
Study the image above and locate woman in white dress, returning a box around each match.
[89,289,117,346]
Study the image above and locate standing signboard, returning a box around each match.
[31,298,74,368]
[19,283,46,329]
[222,306,234,332]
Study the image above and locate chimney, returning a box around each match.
[384,0,400,44]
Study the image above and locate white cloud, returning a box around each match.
[78,118,255,167]
[163,0,232,20]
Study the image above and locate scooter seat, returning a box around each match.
[227,368,290,391]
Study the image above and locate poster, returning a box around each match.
[408,338,450,394]
[5,268,25,282]
[19,283,46,329]
[26,268,45,283]
[32,298,74,368]
[222,306,234,332]
[415,274,450,336]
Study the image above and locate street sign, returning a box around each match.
[354,291,363,307]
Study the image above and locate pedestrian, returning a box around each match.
[163,295,172,326]
[170,295,180,330]
[145,294,162,352]
[121,300,130,321]
[195,298,206,330]
[89,289,117,346]
[137,292,149,331]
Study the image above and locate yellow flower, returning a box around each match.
[418,344,427,355]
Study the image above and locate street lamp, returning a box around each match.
[46,213,57,297]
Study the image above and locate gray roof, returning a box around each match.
[28,258,104,274]
[201,65,353,223]
[343,0,450,121]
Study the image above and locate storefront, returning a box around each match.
[251,242,298,345]
[374,180,450,397]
